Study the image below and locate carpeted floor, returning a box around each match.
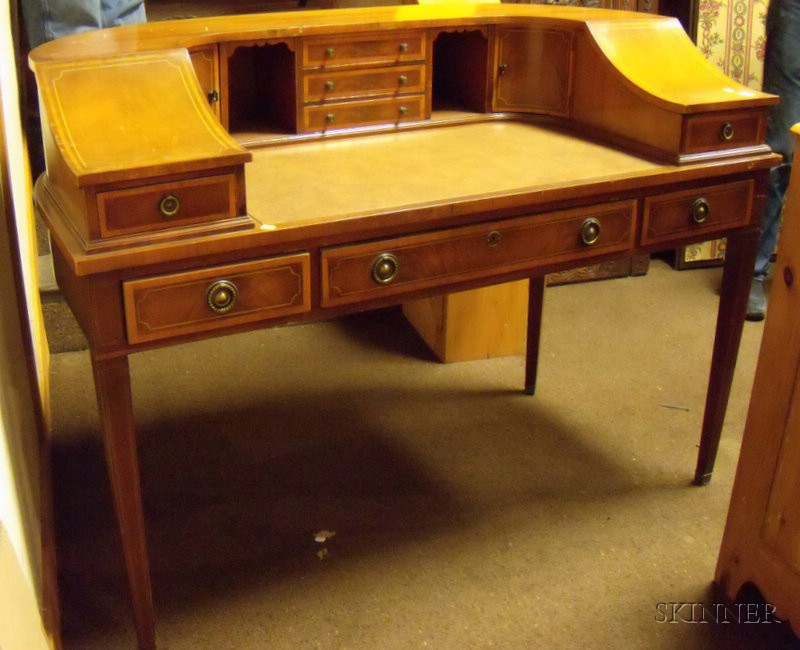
[47,259,800,649]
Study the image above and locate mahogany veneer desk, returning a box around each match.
[30,5,779,647]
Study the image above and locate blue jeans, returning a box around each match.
[755,0,800,277]
[22,0,146,48]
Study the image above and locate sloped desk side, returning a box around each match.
[29,6,779,648]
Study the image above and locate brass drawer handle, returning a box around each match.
[398,74,408,86]
[206,280,238,314]
[324,80,335,91]
[399,42,409,53]
[720,122,734,142]
[325,47,335,58]
[487,230,502,247]
[372,253,399,284]
[692,197,711,224]
[398,105,408,116]
[326,112,335,124]
[580,217,601,246]
[159,194,181,218]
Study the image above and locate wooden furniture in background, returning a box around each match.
[29,6,778,647]
[715,125,800,637]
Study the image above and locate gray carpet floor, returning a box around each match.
[47,259,799,649]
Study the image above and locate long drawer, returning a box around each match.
[123,254,310,344]
[641,180,754,247]
[302,32,425,69]
[321,200,636,307]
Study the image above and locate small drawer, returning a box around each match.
[641,180,754,247]
[303,65,426,103]
[123,254,310,344]
[98,174,239,238]
[681,110,766,155]
[302,32,425,69]
[302,95,426,133]
[321,200,636,307]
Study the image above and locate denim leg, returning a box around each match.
[22,0,146,49]
[756,0,800,277]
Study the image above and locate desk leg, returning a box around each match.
[92,354,156,649]
[693,228,759,486]
[525,276,546,395]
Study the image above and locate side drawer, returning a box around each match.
[302,32,425,69]
[303,64,426,103]
[123,254,310,344]
[641,180,754,247]
[681,110,767,156]
[302,95,426,133]
[98,173,240,238]
[321,200,636,307]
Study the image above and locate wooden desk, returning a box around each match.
[29,6,778,647]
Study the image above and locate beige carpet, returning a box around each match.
[47,259,799,649]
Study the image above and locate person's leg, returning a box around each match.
[748,0,800,320]
[100,0,146,28]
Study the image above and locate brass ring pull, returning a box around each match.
[206,280,238,314]
[324,80,335,91]
[372,253,399,285]
[719,122,735,142]
[691,197,711,224]
[487,230,502,247]
[580,217,601,246]
[159,194,181,218]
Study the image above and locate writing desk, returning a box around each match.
[30,5,779,647]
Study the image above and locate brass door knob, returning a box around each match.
[691,197,711,224]
[207,89,219,104]
[206,280,238,314]
[159,194,181,218]
[498,63,508,77]
[719,122,734,142]
[580,217,601,246]
[372,253,399,284]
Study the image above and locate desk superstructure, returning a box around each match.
[30,5,778,647]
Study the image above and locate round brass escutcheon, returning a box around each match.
[159,194,181,218]
[372,253,400,285]
[206,280,238,314]
[691,197,711,224]
[719,122,735,142]
[487,230,502,247]
[580,217,601,246]
[324,80,335,91]
[325,47,335,58]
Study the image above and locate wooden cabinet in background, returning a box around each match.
[715,126,800,636]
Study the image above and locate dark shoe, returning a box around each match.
[746,278,766,321]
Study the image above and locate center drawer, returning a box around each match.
[321,200,636,307]
[302,32,425,69]
[303,64,426,103]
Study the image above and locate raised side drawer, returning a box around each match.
[321,200,636,307]
[98,173,240,238]
[681,110,766,155]
[302,95,425,133]
[303,64,426,103]
[302,32,425,69]
[641,180,754,247]
[123,254,310,344]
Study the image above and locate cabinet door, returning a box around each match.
[492,27,573,116]
[190,45,220,119]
